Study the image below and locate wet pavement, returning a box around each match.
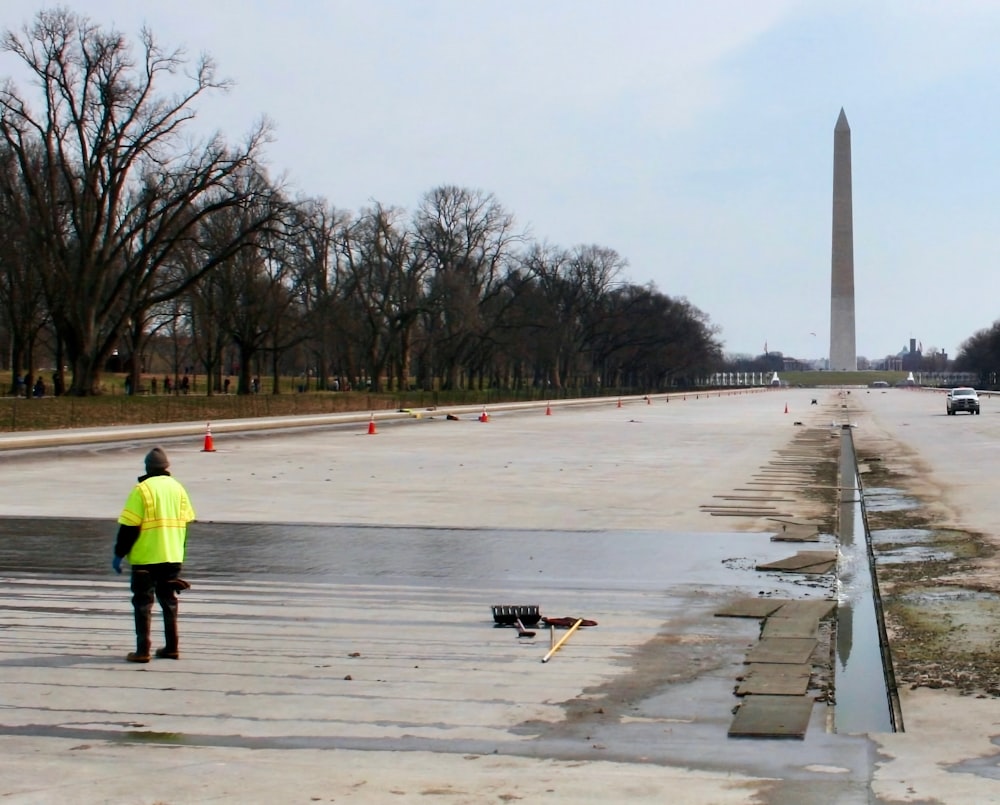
[1,390,998,803]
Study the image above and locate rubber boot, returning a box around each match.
[127,610,152,663]
[156,602,180,659]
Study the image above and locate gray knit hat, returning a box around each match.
[144,447,170,471]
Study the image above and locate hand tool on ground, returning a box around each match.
[514,617,536,638]
[541,617,583,663]
[543,616,597,628]
[491,605,541,627]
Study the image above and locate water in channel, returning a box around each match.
[834,425,897,733]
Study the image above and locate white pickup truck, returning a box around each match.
[946,387,980,415]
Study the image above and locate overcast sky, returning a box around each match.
[3,2,999,362]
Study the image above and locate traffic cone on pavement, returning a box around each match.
[546,402,552,416]
[617,398,622,408]
[367,414,377,435]
[784,403,789,414]
[479,407,489,423]
[202,422,216,452]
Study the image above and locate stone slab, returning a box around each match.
[761,615,819,639]
[774,600,837,621]
[737,664,813,696]
[729,694,814,738]
[771,531,821,543]
[757,551,837,572]
[714,598,790,619]
[745,637,818,664]
[768,524,822,542]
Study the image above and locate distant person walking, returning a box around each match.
[112,447,196,663]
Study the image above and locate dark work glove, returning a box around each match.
[112,555,123,574]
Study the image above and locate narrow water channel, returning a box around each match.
[834,425,900,733]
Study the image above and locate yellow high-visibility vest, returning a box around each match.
[117,475,196,565]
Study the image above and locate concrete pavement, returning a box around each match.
[1,388,998,803]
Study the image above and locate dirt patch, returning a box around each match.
[857,447,1000,698]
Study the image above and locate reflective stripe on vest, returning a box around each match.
[117,475,195,565]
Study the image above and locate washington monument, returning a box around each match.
[829,108,857,371]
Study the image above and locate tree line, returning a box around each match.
[954,323,1000,388]
[0,9,721,397]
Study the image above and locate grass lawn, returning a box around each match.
[0,369,934,433]
[0,373,574,432]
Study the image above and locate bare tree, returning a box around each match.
[337,202,429,392]
[0,146,49,395]
[0,9,281,394]
[414,186,521,390]
[285,197,349,391]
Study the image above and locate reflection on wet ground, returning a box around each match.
[875,546,956,564]
[862,488,920,513]
[0,516,774,590]
[871,528,965,565]
[871,528,934,546]
[899,586,1000,605]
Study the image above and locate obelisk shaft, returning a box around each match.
[829,108,856,371]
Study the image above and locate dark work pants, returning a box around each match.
[130,563,182,652]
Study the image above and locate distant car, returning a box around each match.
[946,387,980,415]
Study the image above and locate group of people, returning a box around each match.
[13,374,60,397]
[123,374,243,395]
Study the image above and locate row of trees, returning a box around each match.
[955,324,1000,387]
[0,10,722,397]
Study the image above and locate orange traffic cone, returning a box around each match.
[202,422,216,452]
[617,398,622,408]
[479,407,489,423]
[546,402,552,416]
[367,414,377,434]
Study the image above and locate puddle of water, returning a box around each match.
[895,587,1000,652]
[899,587,1000,604]
[870,529,934,546]
[862,488,920,513]
[122,731,188,744]
[875,547,955,565]
[0,516,799,594]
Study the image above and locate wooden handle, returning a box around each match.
[541,618,583,663]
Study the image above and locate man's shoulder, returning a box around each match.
[144,474,191,492]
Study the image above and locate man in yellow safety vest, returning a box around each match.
[113,447,196,663]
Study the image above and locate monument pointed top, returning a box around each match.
[835,108,850,131]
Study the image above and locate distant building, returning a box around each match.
[901,338,922,372]
[872,337,946,373]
